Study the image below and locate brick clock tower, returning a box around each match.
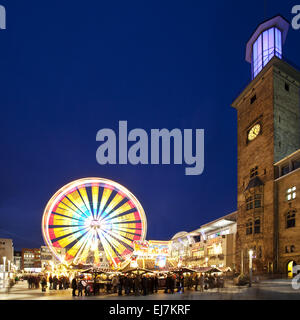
[232,16,300,274]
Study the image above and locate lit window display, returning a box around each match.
[286,186,296,201]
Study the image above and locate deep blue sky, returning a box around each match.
[0,1,299,250]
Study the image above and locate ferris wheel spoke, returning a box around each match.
[61,198,89,220]
[102,229,133,252]
[72,190,94,219]
[51,211,82,222]
[104,207,138,223]
[91,184,100,218]
[99,192,126,221]
[98,230,123,267]
[97,187,113,220]
[77,187,93,219]
[50,227,89,244]
[101,201,135,223]
[57,201,86,220]
[71,231,94,264]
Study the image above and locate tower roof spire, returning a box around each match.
[246,15,290,79]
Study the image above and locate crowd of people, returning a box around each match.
[21,271,225,296]
[69,272,225,297]
[23,274,70,291]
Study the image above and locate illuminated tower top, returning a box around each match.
[245,15,289,79]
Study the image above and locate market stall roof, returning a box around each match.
[195,267,223,273]
[172,267,197,273]
[81,268,110,274]
[122,267,154,274]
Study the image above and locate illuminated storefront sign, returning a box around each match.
[133,240,170,257]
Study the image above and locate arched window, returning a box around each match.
[254,218,261,234]
[286,211,296,229]
[246,221,253,235]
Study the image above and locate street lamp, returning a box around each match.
[248,249,253,287]
[205,257,209,267]
[2,256,6,289]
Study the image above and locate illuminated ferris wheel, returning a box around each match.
[42,178,147,270]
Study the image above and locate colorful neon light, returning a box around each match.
[42,177,147,270]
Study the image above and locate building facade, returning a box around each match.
[170,212,237,270]
[232,16,300,275]
[275,149,300,276]
[21,248,41,272]
[13,251,22,271]
[0,238,14,266]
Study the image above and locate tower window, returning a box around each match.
[250,166,258,178]
[258,246,262,258]
[246,194,262,210]
[254,218,261,234]
[285,245,289,253]
[291,245,295,253]
[292,159,300,170]
[246,221,253,235]
[286,210,296,228]
[246,197,253,210]
[285,83,290,92]
[281,165,289,176]
[254,194,262,208]
[286,187,296,201]
[252,27,282,79]
[250,95,257,104]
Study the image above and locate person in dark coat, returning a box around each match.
[154,275,159,293]
[77,279,84,296]
[142,275,147,296]
[49,275,53,290]
[53,276,58,290]
[118,275,123,296]
[41,277,47,292]
[124,275,130,295]
[71,278,77,297]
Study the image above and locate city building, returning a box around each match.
[13,251,22,271]
[170,212,237,270]
[231,15,300,276]
[21,248,41,272]
[0,238,14,267]
[40,246,54,269]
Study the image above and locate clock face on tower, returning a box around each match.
[248,123,261,141]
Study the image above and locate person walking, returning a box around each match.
[154,275,159,293]
[112,276,119,294]
[194,274,199,291]
[53,275,58,290]
[199,273,204,292]
[77,279,84,297]
[71,277,77,297]
[41,277,47,292]
[49,275,53,290]
[118,275,123,296]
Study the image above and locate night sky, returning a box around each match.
[0,1,299,250]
